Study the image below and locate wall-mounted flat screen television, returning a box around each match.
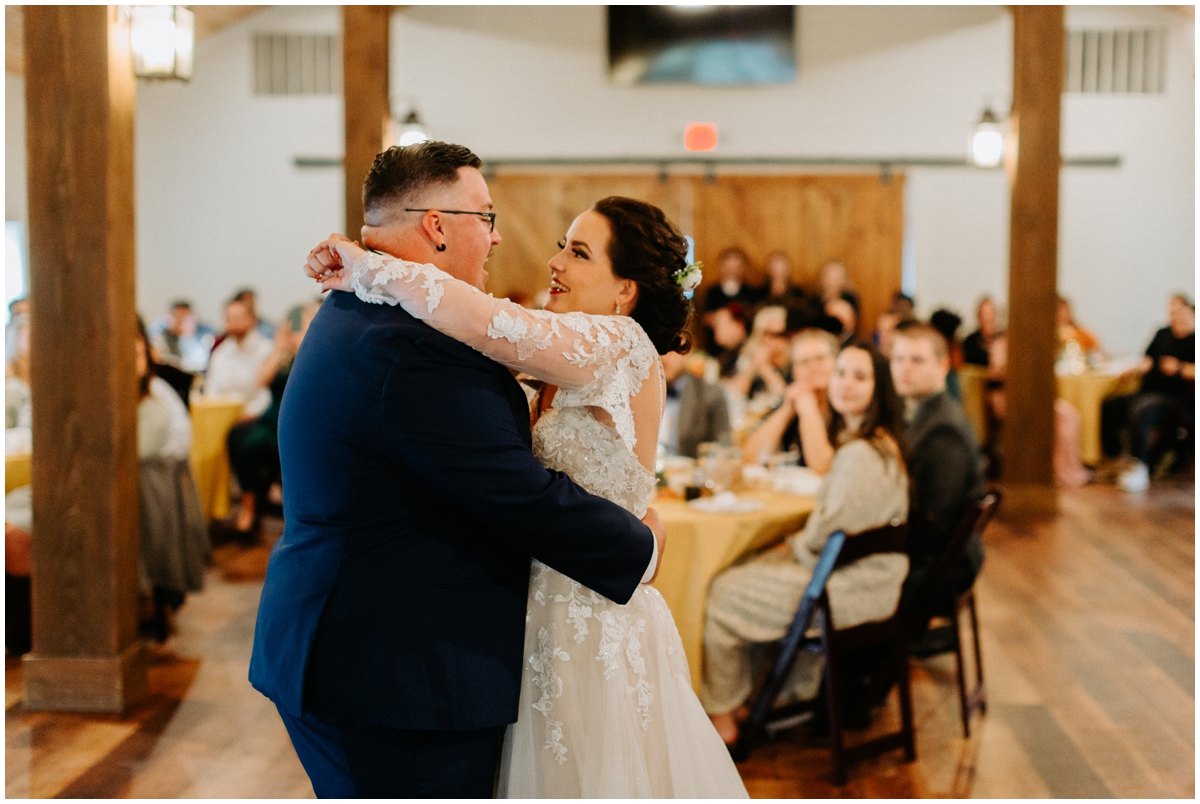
[608,5,797,86]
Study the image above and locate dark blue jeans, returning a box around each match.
[1101,392,1182,465]
[276,705,503,798]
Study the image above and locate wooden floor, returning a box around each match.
[6,481,1194,798]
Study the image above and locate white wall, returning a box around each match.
[132,5,344,328]
[4,5,1193,354]
[1058,7,1196,353]
[5,74,28,225]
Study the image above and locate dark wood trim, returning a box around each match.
[342,5,390,239]
[21,5,146,712]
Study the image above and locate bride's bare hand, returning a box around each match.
[305,233,359,293]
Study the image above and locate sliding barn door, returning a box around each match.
[486,173,904,339]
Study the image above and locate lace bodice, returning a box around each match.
[533,407,656,518]
[347,250,663,455]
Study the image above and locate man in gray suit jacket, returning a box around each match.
[890,322,987,614]
[660,351,731,459]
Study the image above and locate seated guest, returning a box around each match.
[1102,296,1195,491]
[659,350,731,459]
[817,260,861,315]
[5,484,32,656]
[703,341,909,744]
[986,334,1092,488]
[763,251,809,310]
[743,328,837,472]
[149,299,216,374]
[962,296,998,367]
[889,322,986,629]
[223,302,318,540]
[711,303,750,378]
[703,247,765,315]
[1057,296,1103,361]
[203,298,275,417]
[234,287,276,340]
[728,306,791,400]
[6,312,31,430]
[6,297,28,365]
[871,294,912,358]
[825,297,859,346]
[136,320,208,643]
[929,308,965,402]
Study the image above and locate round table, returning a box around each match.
[650,489,815,691]
[959,365,1140,466]
[1057,370,1139,465]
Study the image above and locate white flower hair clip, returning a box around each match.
[674,235,703,300]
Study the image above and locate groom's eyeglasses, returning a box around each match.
[405,208,497,232]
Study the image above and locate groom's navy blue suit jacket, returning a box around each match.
[249,291,653,731]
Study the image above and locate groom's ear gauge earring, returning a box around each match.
[436,243,447,252]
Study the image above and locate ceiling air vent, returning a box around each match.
[254,33,339,96]
[1065,28,1166,94]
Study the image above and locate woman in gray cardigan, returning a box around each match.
[703,341,909,745]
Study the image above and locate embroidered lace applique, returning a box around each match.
[549,579,605,644]
[625,618,654,730]
[349,251,447,314]
[488,310,556,362]
[549,314,655,450]
[529,624,570,765]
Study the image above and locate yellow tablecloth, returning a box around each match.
[650,489,815,691]
[6,452,32,494]
[958,365,1140,466]
[1058,371,1139,465]
[189,397,245,522]
[959,365,990,447]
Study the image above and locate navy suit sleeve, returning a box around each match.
[379,334,653,605]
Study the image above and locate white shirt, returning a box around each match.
[642,535,659,584]
[149,376,193,459]
[204,329,274,417]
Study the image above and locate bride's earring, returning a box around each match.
[614,301,622,316]
[436,243,446,252]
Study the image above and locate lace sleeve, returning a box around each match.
[348,250,653,394]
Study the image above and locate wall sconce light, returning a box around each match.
[129,5,195,81]
[397,111,429,147]
[385,110,429,149]
[969,107,1005,168]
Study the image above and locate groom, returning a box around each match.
[249,141,664,797]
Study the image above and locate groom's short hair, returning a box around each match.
[363,141,482,219]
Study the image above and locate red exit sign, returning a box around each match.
[684,122,718,152]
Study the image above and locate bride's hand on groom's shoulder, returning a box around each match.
[305,233,362,294]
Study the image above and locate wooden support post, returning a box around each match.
[21,5,146,712]
[1002,6,1064,518]
[343,5,390,239]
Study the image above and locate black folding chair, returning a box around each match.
[733,522,914,785]
[906,490,1001,738]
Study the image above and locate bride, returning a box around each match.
[306,196,747,798]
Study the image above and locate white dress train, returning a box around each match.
[347,251,748,798]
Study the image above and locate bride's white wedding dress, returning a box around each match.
[347,251,748,798]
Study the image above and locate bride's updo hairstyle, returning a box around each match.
[591,196,693,355]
